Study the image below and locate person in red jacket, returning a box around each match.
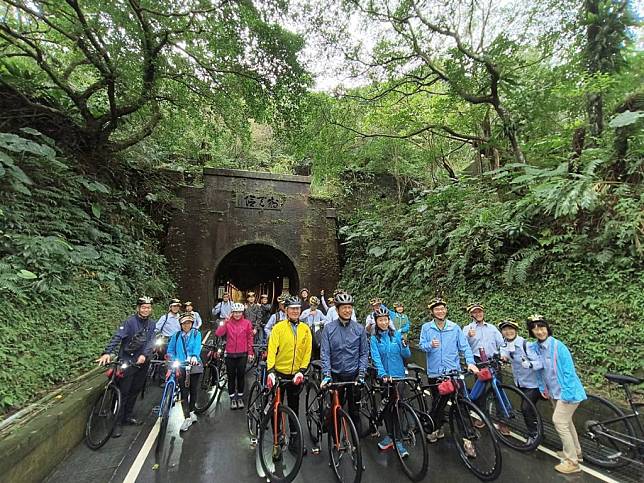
[215,303,254,409]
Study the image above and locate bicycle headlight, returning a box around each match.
[120,363,128,370]
[172,360,180,369]
[155,339,163,346]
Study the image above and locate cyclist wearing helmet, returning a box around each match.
[167,313,203,431]
[300,296,326,360]
[365,297,393,334]
[97,296,156,437]
[266,296,312,453]
[320,292,369,434]
[299,296,325,328]
[182,301,202,330]
[498,320,541,443]
[463,303,505,362]
[462,302,505,428]
[419,298,478,444]
[389,302,411,339]
[370,307,412,455]
[324,289,357,324]
[527,315,586,474]
[215,302,254,409]
[264,294,287,339]
[155,298,182,338]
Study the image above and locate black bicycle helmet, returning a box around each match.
[334,292,354,306]
[284,296,302,308]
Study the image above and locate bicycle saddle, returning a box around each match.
[605,373,642,385]
[310,360,323,371]
[406,363,426,373]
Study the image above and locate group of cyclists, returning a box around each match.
[97,286,588,477]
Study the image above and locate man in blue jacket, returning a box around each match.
[320,292,368,434]
[97,296,156,437]
[419,298,478,445]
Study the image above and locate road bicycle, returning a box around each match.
[357,377,428,482]
[193,336,227,414]
[470,353,544,452]
[247,344,269,443]
[156,360,191,458]
[305,380,363,483]
[85,360,130,449]
[405,364,502,481]
[256,377,305,482]
[573,372,643,468]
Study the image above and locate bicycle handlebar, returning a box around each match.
[322,380,363,389]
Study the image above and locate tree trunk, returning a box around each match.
[585,0,603,140]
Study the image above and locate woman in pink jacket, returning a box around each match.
[215,303,254,409]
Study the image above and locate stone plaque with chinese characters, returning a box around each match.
[236,192,285,210]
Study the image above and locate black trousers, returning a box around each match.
[118,361,149,423]
[427,377,449,430]
[225,356,247,397]
[518,386,541,435]
[275,371,304,417]
[178,370,201,418]
[332,372,362,434]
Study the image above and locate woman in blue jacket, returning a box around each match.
[527,315,586,474]
[167,313,203,432]
[370,307,412,455]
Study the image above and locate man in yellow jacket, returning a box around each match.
[266,295,312,453]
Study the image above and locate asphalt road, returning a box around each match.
[45,375,617,483]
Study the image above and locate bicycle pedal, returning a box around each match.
[152,406,160,412]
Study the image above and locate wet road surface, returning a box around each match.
[45,376,620,483]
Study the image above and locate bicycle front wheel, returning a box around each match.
[247,381,264,441]
[305,381,323,443]
[85,383,121,450]
[356,382,376,438]
[394,402,428,482]
[194,364,219,414]
[574,394,635,468]
[257,404,304,482]
[449,397,502,481]
[156,383,174,458]
[485,384,543,452]
[328,407,362,483]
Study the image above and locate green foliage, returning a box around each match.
[0,1,308,155]
[0,132,174,413]
[337,154,643,388]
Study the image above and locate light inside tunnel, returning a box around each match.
[213,244,300,303]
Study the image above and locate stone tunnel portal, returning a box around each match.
[214,243,299,303]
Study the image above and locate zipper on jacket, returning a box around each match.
[290,324,298,375]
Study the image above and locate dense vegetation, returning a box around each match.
[0,131,174,413]
[0,0,641,412]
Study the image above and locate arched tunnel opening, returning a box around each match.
[213,244,300,304]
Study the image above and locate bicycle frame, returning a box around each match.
[468,365,513,419]
[159,362,189,417]
[590,413,644,450]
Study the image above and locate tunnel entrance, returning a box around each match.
[213,244,299,303]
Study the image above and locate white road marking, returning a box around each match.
[535,444,622,483]
[122,418,160,483]
[504,428,622,483]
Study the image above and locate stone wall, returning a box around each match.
[165,168,340,318]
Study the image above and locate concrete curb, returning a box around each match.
[0,371,106,483]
